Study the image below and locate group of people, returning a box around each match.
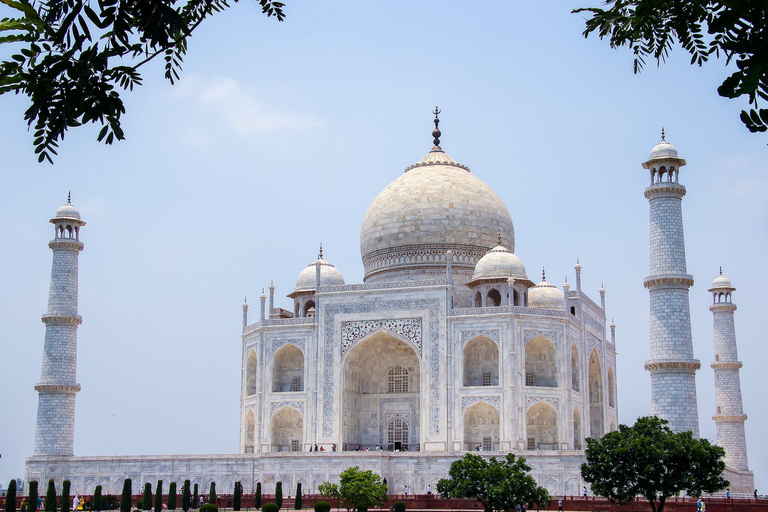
[307,444,337,452]
[20,495,87,512]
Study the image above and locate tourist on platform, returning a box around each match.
[582,487,587,498]
[558,499,563,511]
[404,485,408,496]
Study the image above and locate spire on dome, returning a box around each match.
[67,191,71,204]
[720,266,723,275]
[542,267,546,281]
[498,232,502,246]
[661,127,666,142]
[432,106,442,147]
[318,243,323,259]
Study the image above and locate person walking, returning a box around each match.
[558,499,563,511]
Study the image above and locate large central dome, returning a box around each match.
[360,143,515,300]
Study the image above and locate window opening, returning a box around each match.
[388,365,409,393]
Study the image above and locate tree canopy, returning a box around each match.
[0,0,285,163]
[322,466,388,512]
[581,416,728,512]
[436,453,551,512]
[574,0,768,135]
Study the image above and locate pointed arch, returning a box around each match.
[526,402,558,450]
[244,410,255,453]
[246,349,258,396]
[463,401,500,451]
[588,349,604,438]
[474,291,482,307]
[272,344,304,392]
[573,407,582,450]
[463,335,499,386]
[607,367,615,408]
[487,288,501,307]
[525,336,558,387]
[571,344,580,392]
[271,406,303,452]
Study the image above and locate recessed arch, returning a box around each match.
[303,300,315,317]
[463,335,499,386]
[474,291,482,307]
[244,410,255,453]
[271,406,302,452]
[526,402,558,450]
[588,349,604,438]
[607,367,615,408]
[525,336,558,387]
[272,344,304,392]
[487,288,501,307]
[246,349,258,396]
[463,401,499,451]
[573,407,582,450]
[342,332,420,450]
[571,344,580,392]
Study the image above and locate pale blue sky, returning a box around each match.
[1,0,766,493]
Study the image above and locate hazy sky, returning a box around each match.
[1,0,766,493]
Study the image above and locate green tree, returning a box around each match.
[45,480,56,512]
[92,485,102,512]
[168,482,177,511]
[436,453,550,512]
[5,479,17,512]
[182,481,191,512]
[337,467,387,512]
[29,481,39,512]
[274,483,282,510]
[120,479,132,512]
[574,0,768,134]
[315,483,338,502]
[155,481,164,512]
[0,0,286,163]
[208,483,216,506]
[254,483,262,509]
[193,484,199,509]
[144,483,153,511]
[232,482,241,512]
[61,481,71,512]
[294,483,302,510]
[581,416,728,512]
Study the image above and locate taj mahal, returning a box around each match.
[25,114,754,497]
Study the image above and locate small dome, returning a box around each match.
[55,202,81,220]
[709,270,735,292]
[294,258,345,293]
[649,139,678,160]
[472,245,527,281]
[528,279,565,309]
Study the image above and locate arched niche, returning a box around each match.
[463,336,499,386]
[526,402,558,450]
[342,331,420,449]
[474,291,482,307]
[246,350,258,396]
[387,416,410,451]
[573,407,582,450]
[607,367,615,408]
[463,401,499,451]
[271,406,302,452]
[525,336,558,387]
[244,410,255,453]
[588,350,604,438]
[487,288,501,307]
[571,344,580,392]
[272,344,304,392]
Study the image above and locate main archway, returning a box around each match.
[271,406,303,452]
[588,349,604,438]
[526,402,559,450]
[342,331,420,450]
[463,401,499,450]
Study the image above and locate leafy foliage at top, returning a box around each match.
[436,453,551,512]
[0,0,285,163]
[581,416,728,512]
[322,466,388,512]
[574,0,768,135]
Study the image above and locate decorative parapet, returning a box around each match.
[322,279,448,293]
[34,383,81,393]
[710,361,743,370]
[450,306,566,318]
[644,183,686,199]
[643,274,695,289]
[41,314,82,325]
[643,360,701,372]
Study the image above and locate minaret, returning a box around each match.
[33,195,85,455]
[709,271,751,474]
[642,131,701,436]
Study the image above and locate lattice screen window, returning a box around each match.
[387,417,409,447]
[527,437,536,450]
[482,437,492,451]
[291,440,300,452]
[482,372,492,386]
[388,365,409,393]
[525,372,535,386]
[292,377,302,392]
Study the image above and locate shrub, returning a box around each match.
[155,482,163,512]
[254,484,261,509]
[120,480,132,512]
[313,503,330,512]
[262,504,279,512]
[294,484,302,510]
[5,479,17,512]
[193,485,199,510]
[199,506,217,512]
[62,481,71,512]
[92,485,102,512]
[208,483,216,506]
[136,503,143,510]
[182,481,190,512]
[232,483,241,512]
[274,483,282,510]
[168,483,177,511]
[143,483,152,511]
[45,480,56,512]
[393,501,406,512]
[28,481,38,512]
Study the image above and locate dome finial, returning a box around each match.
[542,267,546,282]
[432,106,442,147]
[661,127,666,141]
[719,266,723,275]
[67,191,71,204]
[318,243,323,260]
[498,232,502,246]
